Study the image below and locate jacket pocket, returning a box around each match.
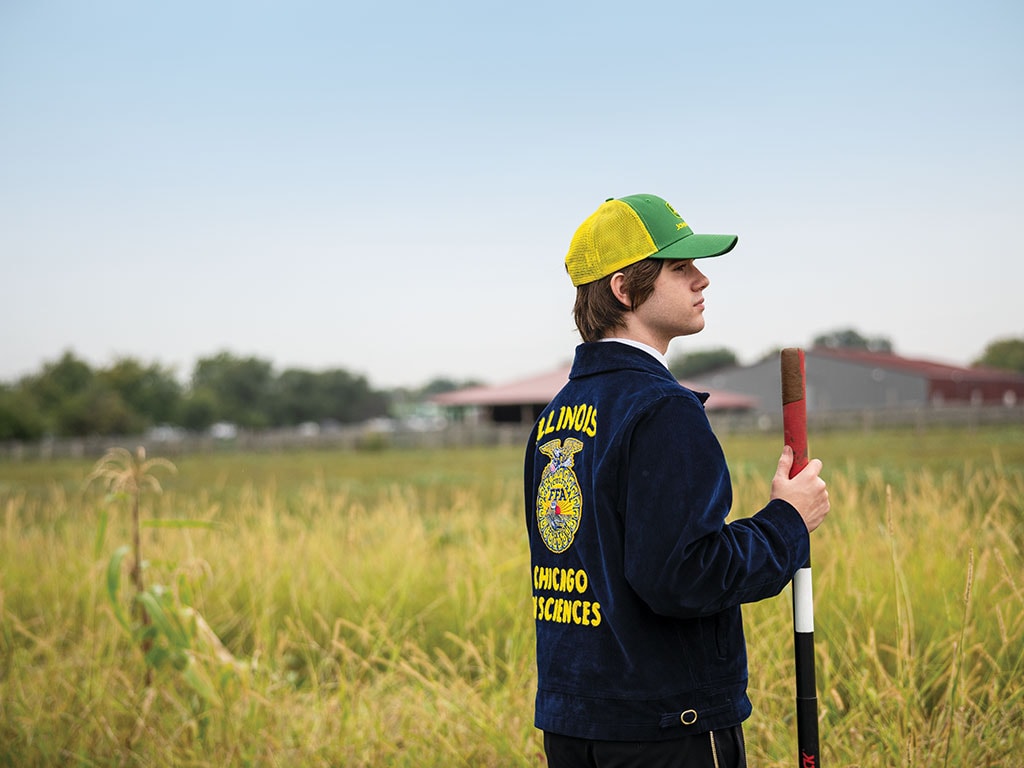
[715,608,743,660]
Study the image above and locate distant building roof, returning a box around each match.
[809,346,1024,383]
[433,364,758,412]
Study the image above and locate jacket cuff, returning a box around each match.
[757,498,811,564]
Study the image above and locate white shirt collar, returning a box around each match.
[598,337,670,370]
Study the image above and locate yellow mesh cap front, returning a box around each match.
[565,200,658,286]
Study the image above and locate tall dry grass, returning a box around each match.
[1,429,1022,766]
[734,456,1024,767]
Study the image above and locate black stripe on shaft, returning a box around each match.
[794,630,820,764]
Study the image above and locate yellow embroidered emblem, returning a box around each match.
[536,438,584,554]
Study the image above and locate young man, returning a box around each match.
[524,194,830,768]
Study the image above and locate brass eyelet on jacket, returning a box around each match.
[679,709,698,725]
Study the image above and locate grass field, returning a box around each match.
[1,426,1022,766]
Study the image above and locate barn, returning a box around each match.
[432,364,758,426]
[690,347,1024,415]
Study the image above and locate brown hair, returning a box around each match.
[572,258,663,342]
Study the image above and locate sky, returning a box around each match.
[2,1,1022,390]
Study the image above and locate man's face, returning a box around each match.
[630,259,710,348]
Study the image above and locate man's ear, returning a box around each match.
[609,272,632,309]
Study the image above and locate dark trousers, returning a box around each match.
[544,725,746,768]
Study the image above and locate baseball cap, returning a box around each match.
[565,194,738,286]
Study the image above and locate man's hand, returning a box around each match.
[771,445,830,532]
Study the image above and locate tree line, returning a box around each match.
[4,332,1021,442]
[0,351,400,441]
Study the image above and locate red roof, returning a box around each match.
[432,364,758,412]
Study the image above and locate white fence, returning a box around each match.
[1,404,1021,462]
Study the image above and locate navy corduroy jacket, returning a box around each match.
[524,341,809,741]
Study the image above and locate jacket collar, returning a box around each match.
[569,341,710,404]
[570,341,677,382]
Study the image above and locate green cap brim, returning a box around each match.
[649,232,738,261]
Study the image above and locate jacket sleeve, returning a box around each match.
[621,393,810,618]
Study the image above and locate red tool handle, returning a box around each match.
[781,348,808,478]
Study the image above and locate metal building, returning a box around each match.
[690,347,1024,415]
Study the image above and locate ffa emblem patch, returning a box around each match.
[536,438,583,553]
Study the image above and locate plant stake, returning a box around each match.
[781,348,820,768]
